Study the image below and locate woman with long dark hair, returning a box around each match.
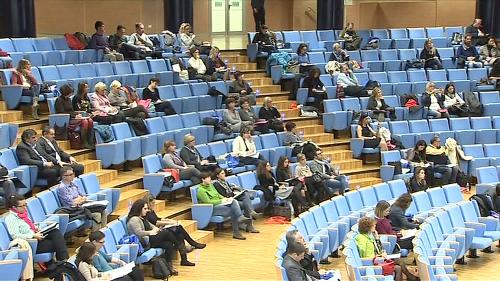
[443,83,467,116]
[389,194,420,231]
[408,167,429,193]
[276,156,310,214]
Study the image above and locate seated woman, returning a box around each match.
[76,242,132,281]
[107,80,148,119]
[356,217,417,281]
[252,25,277,53]
[420,39,443,69]
[408,167,428,193]
[389,194,420,231]
[179,134,218,173]
[295,153,331,204]
[223,98,243,133]
[213,168,259,233]
[5,195,69,272]
[238,97,268,133]
[301,67,326,111]
[340,22,362,50]
[197,172,250,240]
[163,140,202,185]
[276,156,311,214]
[422,82,449,119]
[479,37,499,66]
[73,82,113,126]
[356,114,388,151]
[443,83,468,116]
[296,43,310,64]
[258,97,284,131]
[55,83,94,149]
[206,46,228,81]
[336,64,369,97]
[126,200,179,275]
[406,140,435,186]
[256,161,295,212]
[11,59,40,119]
[179,23,211,55]
[283,121,303,147]
[144,194,205,254]
[367,87,396,121]
[232,126,265,166]
[375,201,414,250]
[229,71,256,105]
[142,77,176,116]
[89,82,125,124]
[187,48,211,81]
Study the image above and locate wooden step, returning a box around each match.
[331,158,363,171]
[304,133,334,143]
[68,149,96,161]
[322,149,353,161]
[0,101,6,111]
[94,169,118,184]
[115,189,149,211]
[280,108,300,118]
[254,85,281,93]
[240,70,267,78]
[178,219,198,234]
[222,55,248,63]
[256,92,290,103]
[286,117,320,127]
[246,77,273,86]
[231,62,257,71]
[189,229,214,244]
[349,177,382,189]
[81,159,102,173]
[347,171,380,179]
[0,110,23,123]
[272,100,292,110]
[295,124,325,135]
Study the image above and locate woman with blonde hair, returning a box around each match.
[90,82,125,124]
[420,38,443,69]
[367,87,396,121]
[422,82,449,118]
[179,23,211,55]
[258,97,284,131]
[11,59,40,119]
[108,80,149,119]
[206,46,228,80]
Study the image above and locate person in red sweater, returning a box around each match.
[374,200,413,250]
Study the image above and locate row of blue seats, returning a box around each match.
[476,166,500,194]
[0,123,18,149]
[0,247,25,280]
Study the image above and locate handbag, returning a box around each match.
[163,168,180,182]
[152,257,170,280]
[118,234,145,255]
[226,154,240,168]
[372,257,395,276]
[271,204,292,219]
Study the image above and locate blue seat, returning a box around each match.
[445,27,464,39]
[26,196,69,235]
[462,145,490,177]
[190,185,230,229]
[442,184,464,203]
[379,49,401,71]
[459,200,500,242]
[299,211,337,259]
[112,61,139,87]
[360,50,383,72]
[311,204,349,247]
[344,190,373,214]
[449,117,475,145]
[470,116,497,144]
[322,99,348,132]
[358,186,379,208]
[147,59,174,85]
[129,60,158,87]
[388,179,409,199]
[387,71,412,96]
[426,187,449,208]
[428,118,455,143]
[389,28,411,49]
[370,29,393,49]
[0,124,18,150]
[38,65,67,87]
[447,205,493,250]
[398,49,418,61]
[389,121,415,148]
[412,191,441,217]
[425,27,448,48]
[380,150,413,182]
[300,31,325,52]
[437,47,456,68]
[475,166,500,195]
[142,154,185,198]
[79,173,119,214]
[407,28,427,48]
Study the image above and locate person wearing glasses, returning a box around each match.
[88,231,145,280]
[89,82,125,124]
[4,194,69,278]
[56,166,107,230]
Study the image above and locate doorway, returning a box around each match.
[210,0,245,34]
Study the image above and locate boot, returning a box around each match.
[32,96,40,120]
[81,125,95,149]
[179,245,195,266]
[233,231,246,240]
[166,261,178,276]
[246,221,260,233]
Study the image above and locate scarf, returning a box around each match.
[10,208,37,232]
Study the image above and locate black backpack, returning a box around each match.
[464,91,483,117]
[47,261,86,281]
[470,194,494,217]
[152,257,170,280]
[405,59,423,70]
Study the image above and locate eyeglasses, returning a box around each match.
[16,204,27,208]
[63,173,74,177]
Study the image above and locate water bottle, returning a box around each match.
[128,199,132,210]
[466,182,470,193]
[355,185,361,191]
[232,65,236,72]
[281,113,286,121]
[224,59,228,65]
[299,131,304,138]
[255,89,261,96]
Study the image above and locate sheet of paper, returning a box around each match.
[82,200,109,208]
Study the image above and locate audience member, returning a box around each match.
[16,129,60,188]
[443,83,467,116]
[108,25,143,59]
[406,140,435,186]
[232,126,264,166]
[187,48,211,81]
[356,114,388,151]
[426,136,458,184]
[76,242,109,281]
[11,59,39,119]
[340,22,361,50]
[276,156,310,214]
[408,167,428,193]
[337,64,369,97]
[197,172,250,240]
[309,150,348,196]
[367,87,396,121]
[328,43,350,63]
[251,25,277,53]
[456,34,482,68]
[213,168,260,233]
[90,82,125,124]
[285,230,321,279]
[73,82,93,115]
[88,231,145,280]
[128,22,154,53]
[57,166,107,230]
[37,126,84,176]
[179,134,218,173]
[296,43,310,64]
[374,201,413,250]
[295,153,331,204]
[301,67,326,111]
[55,83,94,149]
[283,121,303,146]
[0,165,20,207]
[223,97,243,133]
[126,199,178,274]
[389,194,420,231]
[251,0,265,31]
[5,194,69,267]
[142,78,177,116]
[108,80,148,119]
[238,97,267,133]
[465,18,489,46]
[179,23,196,50]
[479,37,499,66]
[206,46,228,80]
[256,161,295,213]
[88,21,124,61]
[445,138,473,171]
[258,97,284,131]
[422,82,449,118]
[163,141,202,185]
[420,38,442,69]
[283,241,318,281]
[229,71,256,105]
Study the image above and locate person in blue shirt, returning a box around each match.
[456,35,482,68]
[88,231,145,280]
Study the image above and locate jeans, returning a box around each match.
[212,200,242,235]
[179,167,201,185]
[237,192,254,218]
[37,229,69,261]
[434,165,452,185]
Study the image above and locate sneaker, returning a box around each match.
[233,233,246,240]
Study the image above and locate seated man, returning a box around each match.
[426,136,458,185]
[251,25,277,53]
[283,241,320,281]
[456,35,482,68]
[56,166,107,230]
[465,18,490,46]
[108,25,144,60]
[88,231,144,280]
[88,21,124,61]
[37,126,84,177]
[285,230,322,279]
[16,129,60,188]
[309,149,348,196]
[128,22,161,58]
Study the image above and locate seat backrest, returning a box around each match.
[111,122,134,140]
[163,115,183,130]
[476,166,499,183]
[436,47,455,58]
[426,187,447,207]
[26,197,47,222]
[409,120,430,133]
[323,99,342,113]
[447,69,467,80]
[368,72,389,83]
[36,190,60,214]
[79,173,101,194]
[388,179,408,198]
[94,62,115,76]
[319,200,340,222]
[145,117,166,133]
[332,196,351,216]
[412,191,432,212]
[447,205,465,228]
[379,49,398,60]
[467,68,488,81]
[373,182,393,201]
[344,190,365,210]
[442,183,464,203]
[358,187,378,207]
[407,69,427,82]
[426,27,445,38]
[282,31,302,42]
[381,150,401,165]
[371,29,389,39]
[148,59,168,72]
[407,28,426,38]
[470,116,492,130]
[341,98,361,111]
[208,141,228,156]
[190,82,209,96]
[449,117,471,130]
[461,144,485,158]
[112,61,133,75]
[208,81,228,95]
[142,154,162,174]
[389,28,408,39]
[11,38,36,52]
[108,220,128,243]
[484,144,500,157]
[389,121,410,134]
[75,63,97,78]
[317,30,335,41]
[260,133,280,149]
[308,52,325,63]
[299,211,319,235]
[0,148,19,169]
[181,112,201,128]
[398,49,417,60]
[33,37,55,51]
[427,69,447,81]
[360,50,379,61]
[173,84,192,98]
[387,71,408,83]
[56,64,79,79]
[480,91,500,104]
[0,39,16,52]
[237,172,258,190]
[38,65,61,81]
[130,60,151,74]
[157,85,175,100]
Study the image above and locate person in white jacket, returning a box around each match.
[336,64,369,97]
[232,126,265,166]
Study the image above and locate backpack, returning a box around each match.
[464,91,483,117]
[470,194,495,217]
[64,33,86,50]
[364,37,379,50]
[365,80,381,90]
[266,51,292,74]
[405,59,423,70]
[152,257,170,280]
[118,234,146,254]
[47,261,86,281]
[94,125,115,143]
[451,32,463,45]
[300,105,319,117]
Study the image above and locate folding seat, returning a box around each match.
[110,122,144,162]
[26,197,69,235]
[112,61,139,87]
[344,190,373,213]
[461,145,490,177]
[398,49,418,61]
[331,195,363,219]
[388,179,410,199]
[407,69,428,93]
[447,69,472,92]
[0,124,18,150]
[425,27,448,48]
[415,223,459,262]
[0,246,25,280]
[0,70,25,109]
[129,60,157,87]
[358,186,379,208]
[436,47,456,69]
[356,29,372,49]
[300,210,339,257]
[322,99,348,132]
[94,130,126,168]
[142,154,185,197]
[345,50,361,63]
[446,205,493,251]
[407,28,427,48]
[92,62,121,86]
[311,205,349,247]
[208,80,228,97]
[79,173,120,214]
[371,182,393,202]
[0,148,33,192]
[380,150,413,182]
[320,199,357,229]
[379,49,402,71]
[428,119,454,142]
[236,172,265,208]
[101,227,138,263]
[449,117,475,145]
[459,201,500,242]
[55,64,88,89]
[412,191,441,218]
[427,69,448,82]
[442,183,464,203]
[75,63,100,89]
[444,26,464,39]
[0,38,23,66]
[307,52,327,71]
[387,71,412,96]
[426,187,449,208]
[468,68,495,91]
[475,166,500,195]
[147,59,174,85]
[360,50,383,72]
[389,29,411,49]
[38,65,68,87]
[353,72,369,86]
[51,37,80,64]
[341,97,361,114]
[291,218,330,261]
[317,30,335,42]
[480,91,500,116]
[388,121,415,148]
[470,116,496,144]
[370,29,393,49]
[409,120,434,144]
[300,31,325,52]
[144,116,172,150]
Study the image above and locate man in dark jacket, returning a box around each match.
[283,240,320,281]
[251,0,265,31]
[37,126,84,177]
[16,129,60,188]
[252,25,276,53]
[88,21,124,61]
[465,19,489,46]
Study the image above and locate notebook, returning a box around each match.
[38,222,59,235]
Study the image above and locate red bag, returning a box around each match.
[163,168,180,182]
[373,257,395,276]
[64,33,86,50]
[137,99,151,109]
